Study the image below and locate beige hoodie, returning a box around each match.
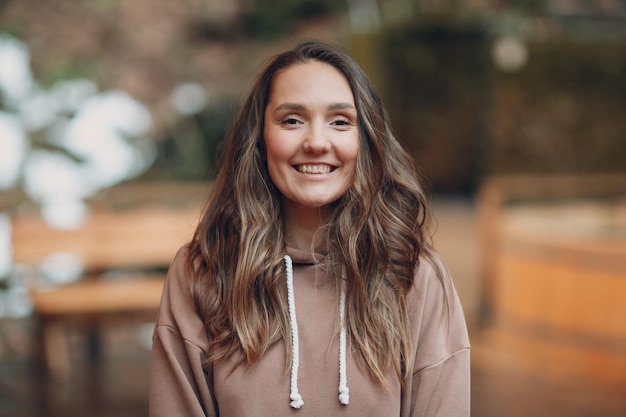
[149,245,470,417]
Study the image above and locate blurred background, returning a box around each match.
[0,0,625,416]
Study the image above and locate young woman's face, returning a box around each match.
[263,61,359,217]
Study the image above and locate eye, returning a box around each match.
[330,117,354,128]
[280,117,302,126]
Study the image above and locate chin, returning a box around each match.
[303,196,341,209]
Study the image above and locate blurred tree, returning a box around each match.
[241,0,343,39]
[380,16,491,193]
[489,40,626,175]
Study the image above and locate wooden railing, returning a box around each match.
[477,174,626,387]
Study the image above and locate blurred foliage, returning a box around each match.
[3,1,624,193]
[241,0,344,39]
[349,13,626,193]
[156,11,626,191]
[142,102,235,181]
[38,55,107,88]
[0,21,23,38]
[358,16,491,194]
[489,41,626,175]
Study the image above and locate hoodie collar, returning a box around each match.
[285,246,326,266]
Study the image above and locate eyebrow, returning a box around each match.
[328,102,356,111]
[275,102,356,112]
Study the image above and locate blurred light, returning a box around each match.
[0,112,28,189]
[1,34,156,232]
[40,199,88,230]
[49,78,98,114]
[77,130,144,188]
[171,82,208,116]
[0,286,34,318]
[65,90,152,143]
[126,137,158,179]
[23,150,94,203]
[22,89,156,228]
[40,252,84,285]
[347,0,381,33]
[19,79,98,132]
[18,87,58,132]
[492,36,528,72]
[0,35,35,108]
[62,91,155,189]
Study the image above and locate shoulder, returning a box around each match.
[407,249,451,309]
[407,249,470,371]
[159,245,193,306]
[168,244,191,276]
[155,244,208,349]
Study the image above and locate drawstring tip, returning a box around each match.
[290,393,304,409]
[339,387,350,405]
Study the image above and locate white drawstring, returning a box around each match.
[285,255,304,409]
[338,280,350,405]
[284,255,349,409]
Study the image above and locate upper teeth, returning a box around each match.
[297,164,331,174]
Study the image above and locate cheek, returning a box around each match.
[339,136,360,169]
[264,129,286,166]
[265,140,291,169]
[264,135,296,190]
[339,138,361,186]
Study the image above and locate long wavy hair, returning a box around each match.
[187,40,435,387]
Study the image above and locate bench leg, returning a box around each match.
[42,320,71,380]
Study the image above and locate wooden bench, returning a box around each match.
[10,183,205,379]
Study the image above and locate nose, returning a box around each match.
[302,122,331,154]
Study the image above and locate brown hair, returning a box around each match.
[187,40,434,387]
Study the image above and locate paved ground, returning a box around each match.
[1,197,624,416]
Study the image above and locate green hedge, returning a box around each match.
[349,17,626,193]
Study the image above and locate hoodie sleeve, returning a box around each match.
[402,253,471,417]
[149,246,218,417]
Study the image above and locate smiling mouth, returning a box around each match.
[294,164,335,174]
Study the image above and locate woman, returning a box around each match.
[149,40,470,417]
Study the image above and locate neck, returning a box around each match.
[282,202,328,252]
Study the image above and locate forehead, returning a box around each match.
[268,60,354,104]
